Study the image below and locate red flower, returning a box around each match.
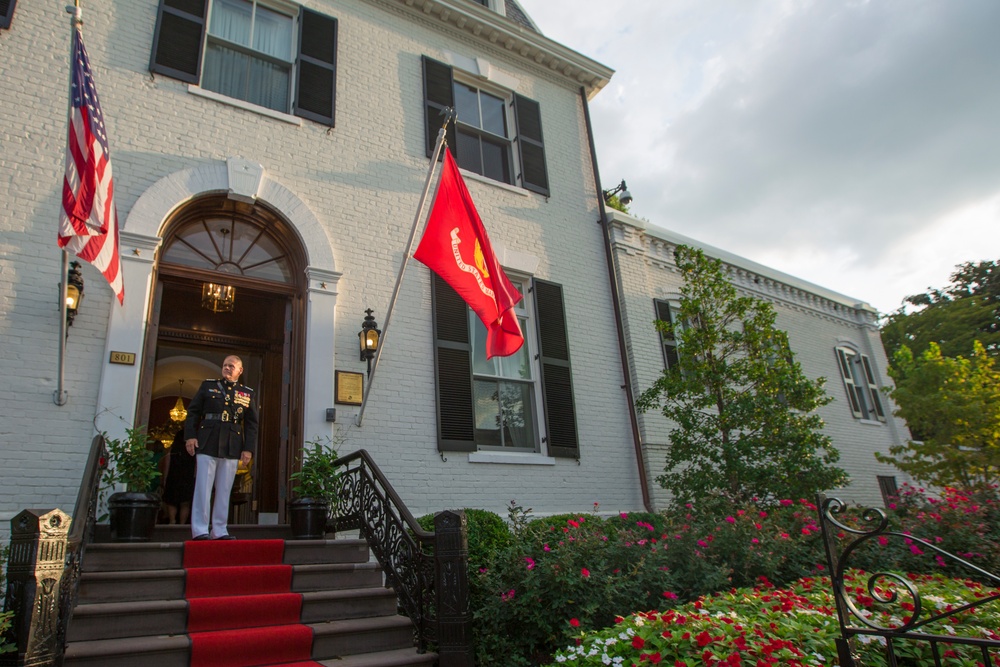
[632,635,646,649]
[569,618,580,627]
[696,630,712,647]
[581,568,590,578]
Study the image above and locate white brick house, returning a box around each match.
[0,0,649,533]
[0,0,904,537]
[607,210,909,509]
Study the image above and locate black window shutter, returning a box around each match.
[149,0,207,83]
[295,9,337,126]
[513,94,549,195]
[432,274,477,452]
[422,56,457,158]
[535,280,578,458]
[0,0,16,30]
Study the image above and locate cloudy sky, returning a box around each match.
[516,0,1000,315]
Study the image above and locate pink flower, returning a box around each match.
[780,499,794,506]
[525,557,535,570]
[569,618,580,627]
[725,516,736,524]
[500,589,515,602]
[697,539,708,548]
[662,591,678,600]
[543,543,551,552]
[751,538,759,544]
[581,568,590,578]
[567,519,580,528]
[620,512,629,520]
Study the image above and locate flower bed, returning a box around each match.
[549,573,1000,667]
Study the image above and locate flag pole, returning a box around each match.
[54,3,83,407]
[355,108,455,427]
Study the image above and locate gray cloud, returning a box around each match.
[519,0,1000,312]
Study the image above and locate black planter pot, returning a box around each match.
[289,497,330,539]
[108,491,160,543]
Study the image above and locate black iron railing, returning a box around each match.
[332,450,472,664]
[817,493,1000,667]
[2,434,105,667]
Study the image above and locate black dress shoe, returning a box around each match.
[215,534,237,540]
[192,534,210,541]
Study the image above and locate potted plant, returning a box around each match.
[102,426,162,542]
[289,436,342,539]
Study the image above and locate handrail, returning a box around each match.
[331,449,438,651]
[58,434,108,659]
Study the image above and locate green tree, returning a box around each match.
[881,260,1000,375]
[635,246,847,508]
[877,340,1000,489]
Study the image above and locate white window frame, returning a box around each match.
[468,275,545,453]
[452,72,517,187]
[200,0,299,114]
[654,298,682,372]
[835,345,886,422]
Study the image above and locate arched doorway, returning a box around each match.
[136,194,307,524]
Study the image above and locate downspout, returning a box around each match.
[580,87,652,512]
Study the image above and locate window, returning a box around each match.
[432,274,578,457]
[471,280,536,449]
[835,346,886,422]
[0,0,16,29]
[149,0,338,125]
[877,475,899,506]
[654,300,680,371]
[422,57,549,195]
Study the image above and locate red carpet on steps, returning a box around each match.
[183,539,324,667]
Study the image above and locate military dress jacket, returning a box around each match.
[183,379,259,459]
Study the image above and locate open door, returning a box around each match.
[136,195,306,524]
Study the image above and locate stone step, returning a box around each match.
[81,537,370,572]
[93,523,297,543]
[67,587,399,642]
[63,615,425,667]
[78,561,383,603]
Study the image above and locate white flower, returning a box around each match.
[604,637,618,646]
[634,617,645,627]
[613,658,624,666]
[554,655,567,663]
[602,654,612,665]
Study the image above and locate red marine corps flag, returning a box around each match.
[58,23,124,304]
[415,149,524,358]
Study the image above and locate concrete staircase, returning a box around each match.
[63,525,437,667]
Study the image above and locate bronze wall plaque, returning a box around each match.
[335,370,364,405]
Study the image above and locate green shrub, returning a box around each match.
[548,572,1000,667]
[416,508,511,571]
[471,506,675,667]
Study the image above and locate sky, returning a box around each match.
[516,0,1000,315]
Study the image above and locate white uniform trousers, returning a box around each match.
[191,454,239,539]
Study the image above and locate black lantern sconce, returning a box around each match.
[65,261,85,327]
[602,179,633,206]
[358,308,381,376]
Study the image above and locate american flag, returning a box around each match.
[57,25,124,304]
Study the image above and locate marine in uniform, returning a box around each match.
[184,355,258,540]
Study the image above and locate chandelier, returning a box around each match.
[202,282,235,313]
[169,379,187,422]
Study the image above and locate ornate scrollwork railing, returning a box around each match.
[332,449,471,662]
[817,493,1000,667]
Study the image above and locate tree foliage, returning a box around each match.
[877,340,1000,489]
[635,245,847,508]
[881,260,1000,375]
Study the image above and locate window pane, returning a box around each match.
[480,91,507,137]
[210,0,252,45]
[247,57,290,111]
[203,43,249,100]
[498,381,534,449]
[456,130,482,174]
[481,139,509,183]
[253,5,293,61]
[471,314,530,380]
[474,380,502,446]
[454,83,481,128]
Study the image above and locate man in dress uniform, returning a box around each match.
[184,355,258,540]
